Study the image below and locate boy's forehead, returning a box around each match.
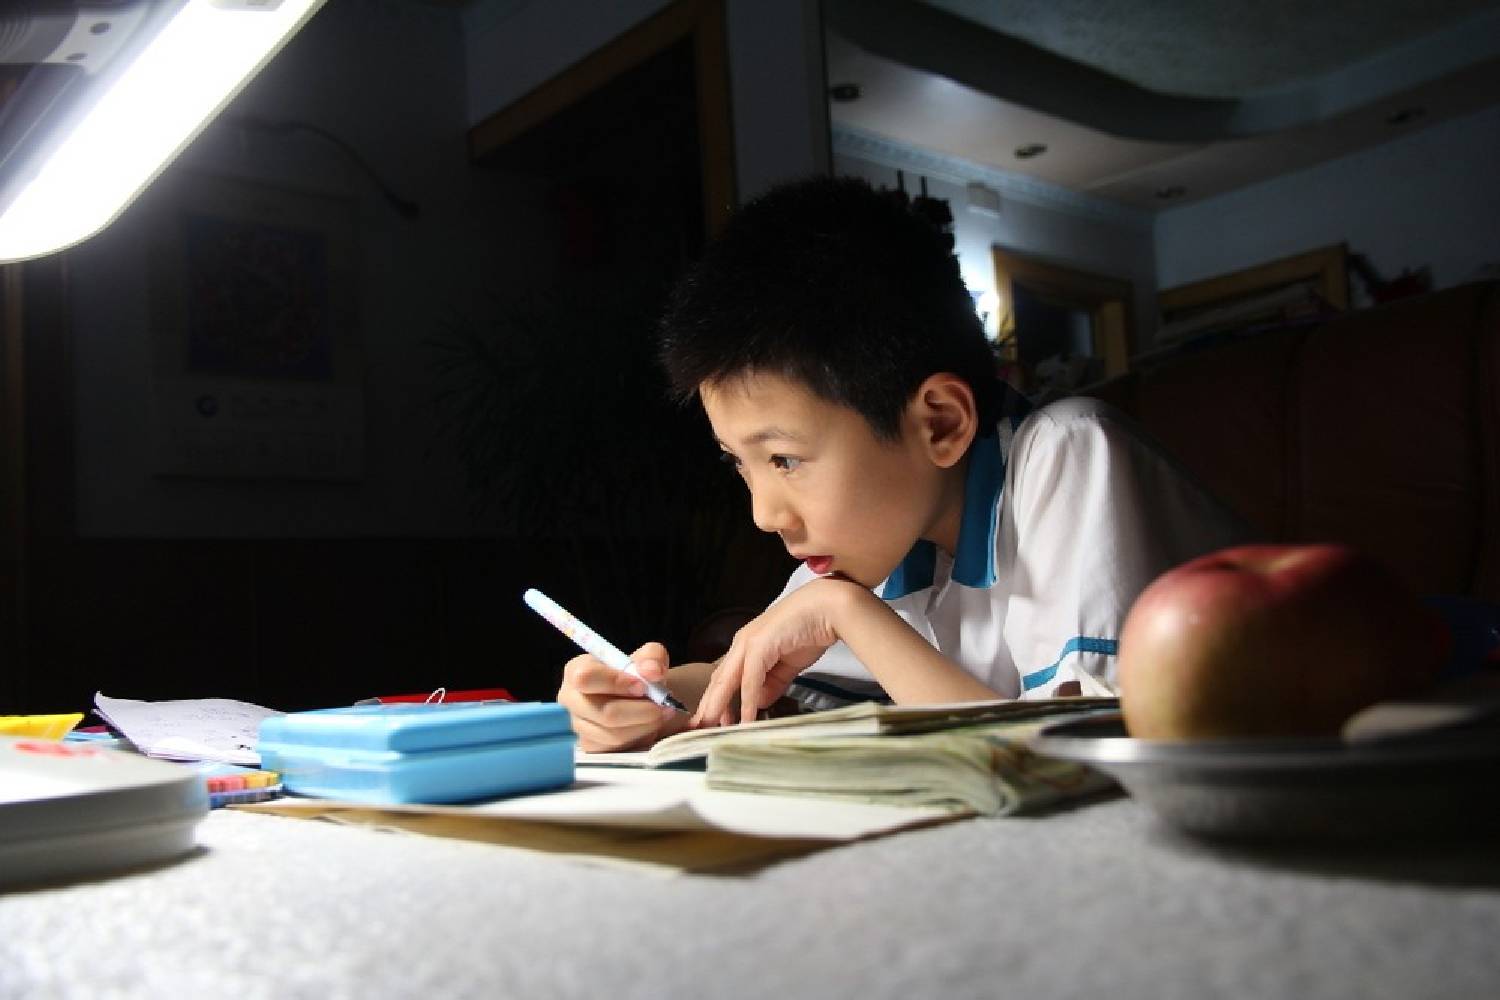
[700,373,824,437]
[699,371,887,450]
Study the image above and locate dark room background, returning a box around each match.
[3,0,1497,715]
[1,0,813,713]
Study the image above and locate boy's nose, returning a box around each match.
[750,486,796,535]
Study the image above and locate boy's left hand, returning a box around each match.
[692,576,865,727]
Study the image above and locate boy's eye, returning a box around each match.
[770,455,801,473]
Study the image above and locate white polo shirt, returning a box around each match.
[783,394,1249,710]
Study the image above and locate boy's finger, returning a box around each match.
[690,681,715,727]
[709,655,745,725]
[740,653,764,725]
[629,642,671,680]
[693,664,731,727]
[568,692,666,744]
[572,713,653,753]
[568,658,648,697]
[628,655,667,683]
[594,692,668,728]
[761,661,802,708]
[690,664,716,725]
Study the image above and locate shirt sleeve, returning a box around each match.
[1003,398,1248,697]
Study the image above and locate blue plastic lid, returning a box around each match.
[257,701,572,753]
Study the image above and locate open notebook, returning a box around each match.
[579,696,1118,767]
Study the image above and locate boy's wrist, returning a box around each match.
[822,574,885,635]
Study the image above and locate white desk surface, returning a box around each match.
[3,796,1499,999]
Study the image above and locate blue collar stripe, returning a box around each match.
[880,429,1006,600]
[1020,636,1118,692]
[880,541,936,600]
[951,429,1004,588]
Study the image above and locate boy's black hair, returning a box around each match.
[658,175,1001,440]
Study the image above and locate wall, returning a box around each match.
[11,0,594,715]
[832,129,1159,346]
[463,0,830,204]
[17,0,812,715]
[723,0,831,199]
[462,0,673,125]
[1155,103,1500,300]
[68,0,522,539]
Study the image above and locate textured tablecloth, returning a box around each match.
[3,797,1499,999]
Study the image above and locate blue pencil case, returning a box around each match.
[257,702,575,805]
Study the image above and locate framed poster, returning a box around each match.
[148,172,364,481]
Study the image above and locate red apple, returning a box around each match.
[1118,543,1449,740]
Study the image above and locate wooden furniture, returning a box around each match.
[1087,279,1500,602]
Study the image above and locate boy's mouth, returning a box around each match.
[804,555,834,575]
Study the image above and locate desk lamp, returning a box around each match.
[0,0,326,263]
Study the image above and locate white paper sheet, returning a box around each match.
[252,764,956,839]
[93,692,284,765]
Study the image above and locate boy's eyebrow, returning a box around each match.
[721,426,806,448]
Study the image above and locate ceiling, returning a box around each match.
[824,0,1500,210]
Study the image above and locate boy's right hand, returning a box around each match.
[556,641,683,752]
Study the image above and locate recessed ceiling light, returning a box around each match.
[1014,143,1047,159]
[1385,106,1426,126]
[1155,185,1187,200]
[828,83,862,102]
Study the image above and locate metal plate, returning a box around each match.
[1031,712,1500,841]
[0,736,209,890]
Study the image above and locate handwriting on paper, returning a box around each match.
[94,692,285,765]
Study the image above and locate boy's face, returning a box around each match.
[701,373,956,590]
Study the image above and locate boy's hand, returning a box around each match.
[557,641,682,751]
[693,577,862,727]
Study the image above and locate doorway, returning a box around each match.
[991,246,1134,398]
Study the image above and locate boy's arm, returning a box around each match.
[1003,401,1248,696]
[824,585,1002,702]
[693,576,999,726]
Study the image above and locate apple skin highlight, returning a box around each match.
[1117,544,1449,740]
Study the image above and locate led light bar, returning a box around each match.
[0,0,326,262]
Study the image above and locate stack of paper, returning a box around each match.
[706,716,1116,815]
[581,696,1119,767]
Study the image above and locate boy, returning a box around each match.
[557,175,1246,751]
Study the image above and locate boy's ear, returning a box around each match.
[908,373,978,468]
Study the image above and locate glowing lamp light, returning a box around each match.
[0,0,326,263]
[976,288,1002,340]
